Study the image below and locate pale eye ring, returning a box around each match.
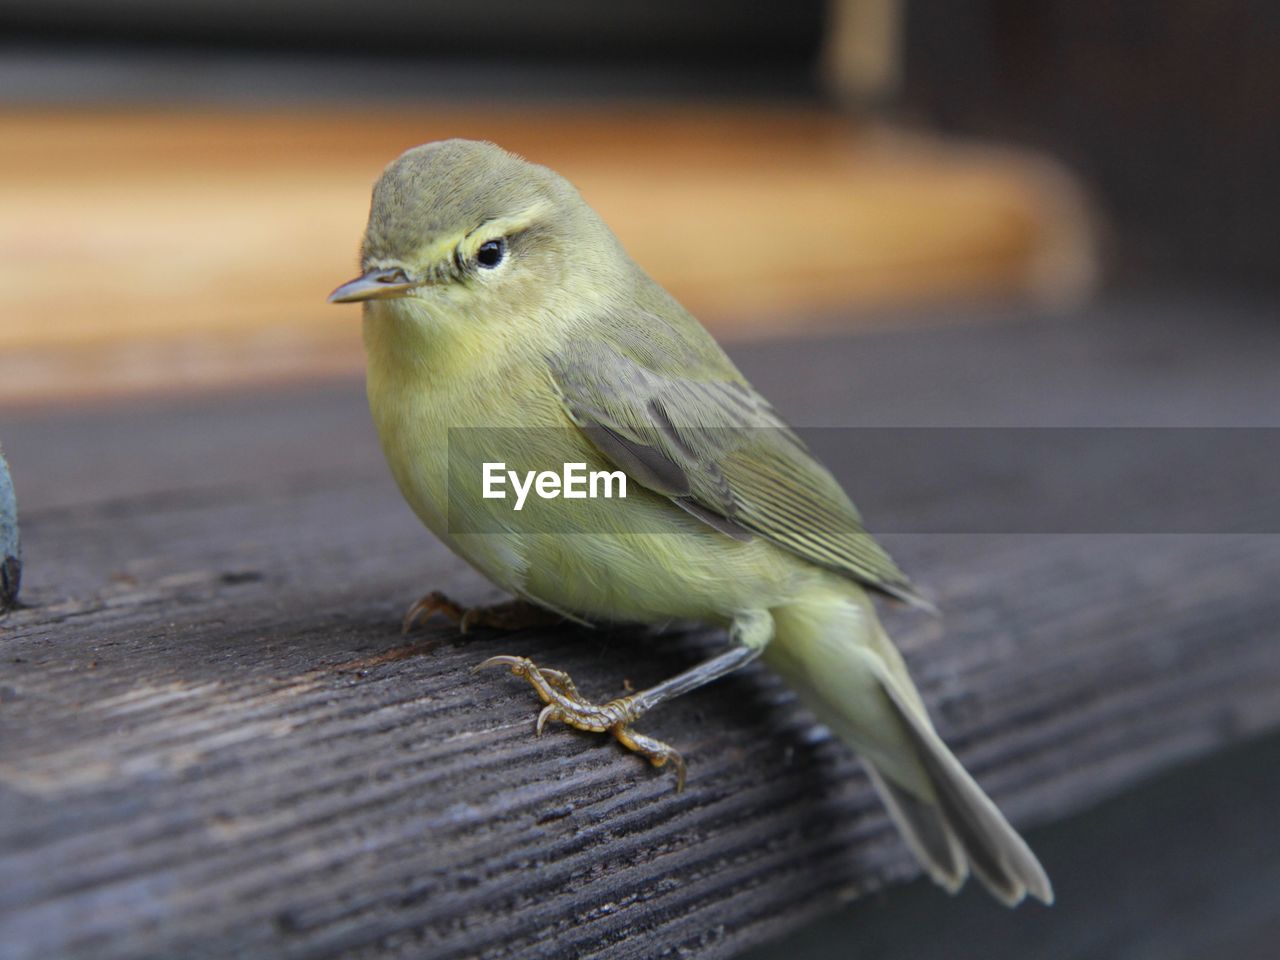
[476,238,506,269]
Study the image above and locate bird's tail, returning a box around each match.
[766,587,1053,906]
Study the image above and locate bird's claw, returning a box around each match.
[478,654,686,791]
[404,593,563,636]
[536,703,557,736]
[402,591,467,635]
[474,654,530,676]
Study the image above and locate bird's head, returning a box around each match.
[329,139,618,324]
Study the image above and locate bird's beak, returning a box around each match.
[327,268,417,303]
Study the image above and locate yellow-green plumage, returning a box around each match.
[335,139,1051,906]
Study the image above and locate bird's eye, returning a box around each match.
[476,238,506,269]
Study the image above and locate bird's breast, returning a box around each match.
[361,303,578,589]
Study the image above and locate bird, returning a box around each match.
[328,138,1052,906]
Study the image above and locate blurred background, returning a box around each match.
[4,2,1275,404]
[2,1,1278,957]
[0,0,1111,404]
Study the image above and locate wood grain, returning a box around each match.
[2,303,1277,959]
[744,733,1280,960]
[0,106,1094,403]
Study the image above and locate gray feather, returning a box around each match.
[547,319,932,609]
[875,670,1055,906]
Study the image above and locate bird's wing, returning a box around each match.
[546,334,930,609]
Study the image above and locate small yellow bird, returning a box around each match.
[329,139,1052,906]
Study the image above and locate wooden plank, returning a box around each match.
[744,733,1280,960]
[1,301,1278,959]
[0,106,1094,404]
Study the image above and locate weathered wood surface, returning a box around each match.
[2,300,1279,959]
[745,731,1280,960]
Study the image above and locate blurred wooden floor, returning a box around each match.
[4,303,1277,959]
[0,106,1094,403]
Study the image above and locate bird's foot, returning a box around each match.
[402,591,563,635]
[402,591,465,634]
[476,655,686,791]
